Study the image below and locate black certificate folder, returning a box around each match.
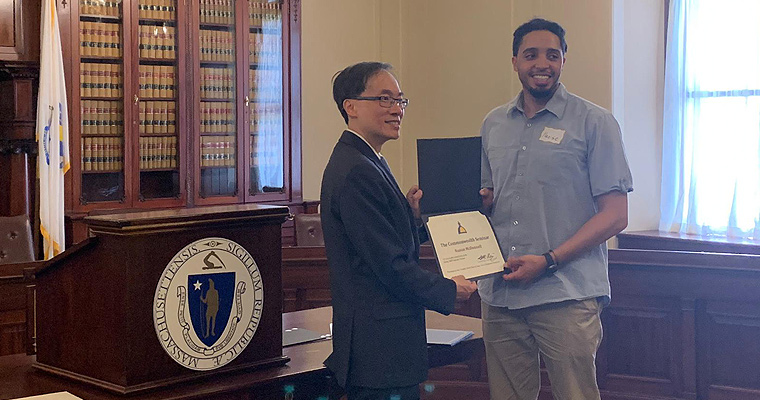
[417,137,482,216]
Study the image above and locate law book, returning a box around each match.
[92,64,103,97]
[145,136,151,169]
[107,64,116,97]
[200,136,208,167]
[92,101,103,135]
[158,101,168,134]
[83,137,92,171]
[116,137,124,169]
[164,27,174,59]
[80,63,90,97]
[116,64,123,97]
[138,65,146,98]
[144,65,154,97]
[138,26,146,58]
[146,26,155,58]
[227,136,235,166]
[79,22,87,56]
[218,136,226,167]
[158,66,168,98]
[163,136,171,168]
[108,101,118,134]
[138,101,146,134]
[170,136,177,167]
[167,65,176,97]
[80,101,90,135]
[102,23,112,57]
[108,137,114,170]
[220,68,228,99]
[167,101,176,134]
[138,136,143,171]
[145,101,155,134]
[92,137,102,171]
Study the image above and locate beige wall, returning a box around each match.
[301,0,662,230]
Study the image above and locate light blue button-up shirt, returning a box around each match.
[479,84,633,309]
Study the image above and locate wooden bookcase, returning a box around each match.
[59,0,302,243]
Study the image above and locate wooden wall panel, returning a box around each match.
[698,301,760,399]
[0,0,40,62]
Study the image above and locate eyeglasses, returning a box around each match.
[350,95,409,110]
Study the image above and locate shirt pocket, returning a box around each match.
[531,140,584,185]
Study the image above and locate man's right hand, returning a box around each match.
[480,188,494,214]
[451,275,478,302]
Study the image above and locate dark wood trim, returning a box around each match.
[617,230,760,255]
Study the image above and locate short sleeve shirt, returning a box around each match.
[479,84,633,309]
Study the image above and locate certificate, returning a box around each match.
[425,210,505,280]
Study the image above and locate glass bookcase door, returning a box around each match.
[197,0,238,198]
[78,0,126,204]
[136,0,181,200]
[247,0,284,196]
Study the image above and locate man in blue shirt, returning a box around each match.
[479,18,633,400]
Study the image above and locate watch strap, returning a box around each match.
[543,251,558,274]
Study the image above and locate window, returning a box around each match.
[660,0,760,240]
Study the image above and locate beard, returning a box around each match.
[526,83,558,100]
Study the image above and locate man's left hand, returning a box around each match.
[503,255,547,284]
[406,185,423,220]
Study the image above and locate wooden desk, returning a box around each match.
[0,307,483,400]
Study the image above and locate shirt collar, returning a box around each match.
[507,83,568,119]
[346,129,383,160]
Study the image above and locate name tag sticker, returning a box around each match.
[539,127,565,144]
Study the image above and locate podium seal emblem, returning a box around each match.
[153,237,264,370]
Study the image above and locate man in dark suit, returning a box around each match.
[320,61,478,400]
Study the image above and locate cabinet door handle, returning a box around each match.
[134,95,139,105]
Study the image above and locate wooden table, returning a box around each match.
[0,307,483,400]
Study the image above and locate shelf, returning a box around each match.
[139,58,177,64]
[80,14,122,22]
[200,23,235,30]
[82,169,123,174]
[139,19,177,26]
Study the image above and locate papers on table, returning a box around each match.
[283,327,331,347]
[11,393,83,400]
[426,329,474,346]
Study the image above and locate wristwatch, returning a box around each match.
[542,251,559,274]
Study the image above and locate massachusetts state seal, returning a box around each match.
[153,237,264,370]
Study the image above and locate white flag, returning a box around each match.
[36,0,70,260]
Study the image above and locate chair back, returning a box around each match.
[0,215,35,264]
[294,213,324,246]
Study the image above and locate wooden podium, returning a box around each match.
[33,204,291,394]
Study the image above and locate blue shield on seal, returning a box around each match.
[188,272,235,347]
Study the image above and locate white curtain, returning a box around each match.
[660,0,760,240]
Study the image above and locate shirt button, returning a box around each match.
[515,195,520,200]
[513,220,519,226]
[527,123,532,127]
[511,246,516,251]
[521,146,527,151]
[518,172,524,176]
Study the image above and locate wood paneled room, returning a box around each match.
[1,0,758,399]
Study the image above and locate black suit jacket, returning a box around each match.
[320,131,456,389]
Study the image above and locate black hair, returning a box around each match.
[332,62,393,124]
[512,18,568,57]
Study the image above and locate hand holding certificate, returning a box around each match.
[417,137,505,280]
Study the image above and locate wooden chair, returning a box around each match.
[0,215,39,355]
[294,213,324,246]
